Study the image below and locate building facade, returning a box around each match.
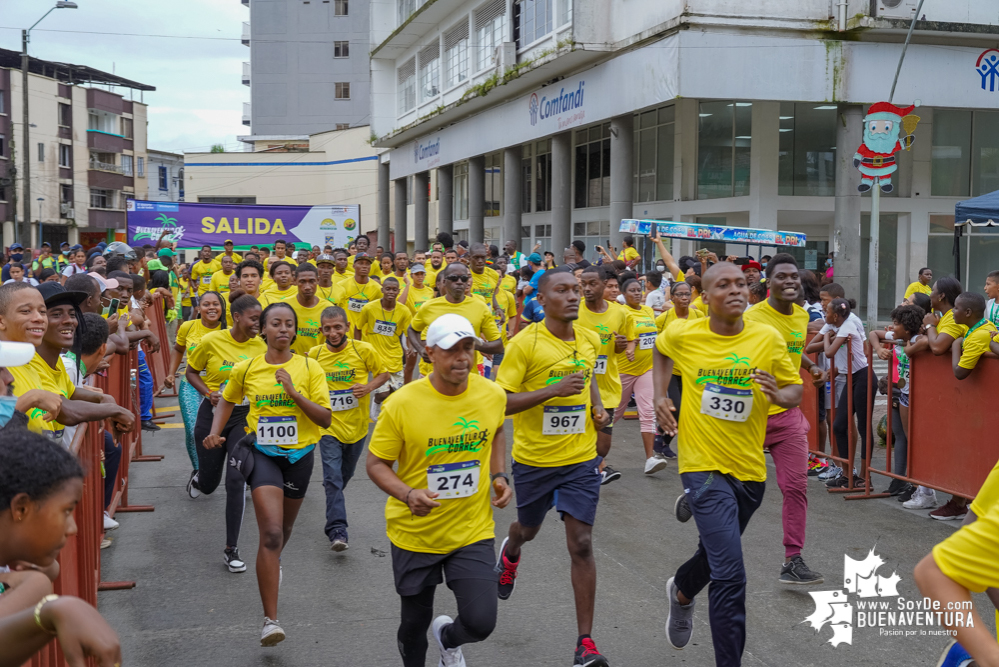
[0,48,153,248]
[371,0,999,316]
[240,0,371,148]
[147,150,185,202]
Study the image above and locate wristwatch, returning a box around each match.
[490,472,510,483]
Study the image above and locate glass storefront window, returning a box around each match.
[931,110,972,197]
[453,161,469,220]
[535,139,551,212]
[574,124,611,208]
[973,110,999,196]
[571,221,610,263]
[484,152,503,217]
[859,214,898,320]
[777,103,837,196]
[697,101,751,199]
[929,214,999,287]
[633,105,674,203]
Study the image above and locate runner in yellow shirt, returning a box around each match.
[261,261,298,304]
[211,239,243,270]
[493,269,611,667]
[190,245,217,302]
[469,243,500,299]
[346,235,383,279]
[329,249,351,287]
[234,259,265,302]
[314,254,340,301]
[358,276,412,412]
[283,264,335,355]
[654,261,801,663]
[205,299,332,647]
[264,239,291,274]
[209,255,237,297]
[309,305,389,551]
[404,262,435,313]
[616,277,662,474]
[903,267,933,301]
[333,252,382,334]
[577,265,631,485]
[424,249,446,290]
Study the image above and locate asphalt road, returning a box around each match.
[97,395,993,667]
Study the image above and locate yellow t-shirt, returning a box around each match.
[316,283,339,302]
[175,318,223,355]
[346,255,383,279]
[618,246,640,264]
[260,274,276,293]
[8,363,60,438]
[260,287,298,307]
[222,354,331,448]
[656,306,705,333]
[281,295,336,355]
[937,309,969,341]
[488,289,517,342]
[691,294,709,317]
[904,281,932,299]
[411,296,502,376]
[333,278,382,331]
[209,270,235,296]
[425,264,445,291]
[501,274,517,296]
[27,354,75,441]
[358,300,413,373]
[367,374,507,554]
[618,305,656,376]
[308,340,385,443]
[971,458,999,518]
[211,252,243,271]
[743,300,810,415]
[958,320,999,369]
[655,318,801,482]
[178,277,193,307]
[190,260,217,297]
[577,300,630,410]
[187,328,267,393]
[933,497,999,594]
[405,284,436,313]
[495,322,601,468]
[330,270,351,286]
[470,267,500,300]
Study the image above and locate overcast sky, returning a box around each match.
[4,0,248,154]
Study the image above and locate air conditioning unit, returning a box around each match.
[876,0,920,19]
[494,42,516,71]
[60,202,71,215]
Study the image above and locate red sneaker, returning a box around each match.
[929,499,968,521]
[495,537,519,600]
[574,638,610,667]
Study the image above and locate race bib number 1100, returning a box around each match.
[257,416,298,445]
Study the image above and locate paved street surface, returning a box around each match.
[99,395,994,667]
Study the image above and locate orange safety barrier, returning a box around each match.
[148,294,177,400]
[105,350,156,521]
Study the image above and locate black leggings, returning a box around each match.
[193,399,249,548]
[397,578,497,667]
[891,397,908,476]
[832,369,875,463]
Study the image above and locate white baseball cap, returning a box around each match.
[0,341,36,367]
[425,313,476,350]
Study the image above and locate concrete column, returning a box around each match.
[675,99,699,204]
[833,105,864,300]
[393,177,407,254]
[413,171,429,251]
[377,160,391,250]
[609,115,634,251]
[468,155,485,244]
[437,165,453,240]
[503,146,523,249]
[551,132,572,255]
[748,102,780,231]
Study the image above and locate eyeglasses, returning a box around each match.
[445,275,470,283]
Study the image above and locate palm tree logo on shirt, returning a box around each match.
[425,417,485,455]
[726,354,751,367]
[790,331,804,340]
[332,360,350,370]
[594,323,612,345]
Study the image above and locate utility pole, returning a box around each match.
[21,29,30,246]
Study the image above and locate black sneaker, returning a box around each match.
[897,483,916,503]
[661,445,677,459]
[674,493,692,523]
[574,638,609,667]
[827,474,865,489]
[779,555,824,585]
[186,470,201,499]
[224,546,247,573]
[141,420,161,432]
[600,466,621,485]
[886,478,906,496]
[652,433,665,456]
[495,537,519,600]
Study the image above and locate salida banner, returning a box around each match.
[126,200,361,249]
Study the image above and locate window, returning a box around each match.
[633,105,675,203]
[557,0,571,26]
[419,42,440,102]
[572,221,610,260]
[0,134,5,158]
[197,196,257,204]
[38,143,45,162]
[453,161,469,220]
[335,82,351,100]
[87,110,118,134]
[120,154,133,176]
[397,57,416,114]
[336,123,350,130]
[444,21,469,88]
[334,41,349,58]
[514,0,551,49]
[776,103,837,196]
[90,188,113,209]
[60,184,73,204]
[59,144,72,168]
[158,166,168,191]
[58,103,71,127]
[697,100,751,199]
[521,143,532,214]
[474,0,506,72]
[398,0,415,24]
[121,117,133,139]
[334,0,347,14]
[485,152,503,217]
[0,90,5,114]
[535,138,551,211]
[931,110,999,198]
[533,224,552,254]
[574,124,611,208]
[137,157,145,177]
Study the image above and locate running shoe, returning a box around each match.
[885,478,907,496]
[929,499,968,521]
[573,638,609,667]
[103,511,119,531]
[897,484,916,503]
[807,458,828,477]
[826,474,865,489]
[653,433,665,456]
[665,576,695,649]
[224,546,247,573]
[779,556,824,585]
[644,457,668,475]
[261,617,286,647]
[100,538,112,550]
[432,615,467,667]
[817,464,842,481]
[330,531,349,552]
[660,445,677,459]
[903,491,937,510]
[141,420,161,432]
[600,466,622,485]
[674,493,692,523]
[495,536,519,600]
[187,470,201,499]
[934,640,974,667]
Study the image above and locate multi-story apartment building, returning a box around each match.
[370,0,999,316]
[147,150,185,202]
[0,47,154,248]
[239,0,370,149]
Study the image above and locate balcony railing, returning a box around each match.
[242,61,250,86]
[242,22,250,45]
[89,159,129,175]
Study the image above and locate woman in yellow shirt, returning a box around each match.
[616,277,663,474]
[653,282,704,459]
[205,300,331,646]
[903,267,933,302]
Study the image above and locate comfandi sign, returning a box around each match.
[126,200,361,249]
[413,136,442,169]
[528,81,585,130]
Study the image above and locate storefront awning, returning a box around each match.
[955,190,999,227]
[619,219,807,248]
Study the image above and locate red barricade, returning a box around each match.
[148,294,177,400]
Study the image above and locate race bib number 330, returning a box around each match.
[700,383,752,423]
[542,405,586,435]
[427,461,480,499]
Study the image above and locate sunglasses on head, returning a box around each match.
[445,275,470,283]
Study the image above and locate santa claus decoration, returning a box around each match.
[853,101,920,193]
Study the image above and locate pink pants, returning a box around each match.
[613,371,655,434]
[764,407,810,559]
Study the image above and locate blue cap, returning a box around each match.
[527,252,542,264]
[9,243,23,251]
[97,242,108,250]
[70,244,83,251]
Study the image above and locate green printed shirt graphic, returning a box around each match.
[308,337,385,443]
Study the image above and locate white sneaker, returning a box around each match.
[903,490,937,510]
[432,615,467,667]
[260,617,286,647]
[817,464,842,481]
[103,511,119,531]
[644,457,668,475]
